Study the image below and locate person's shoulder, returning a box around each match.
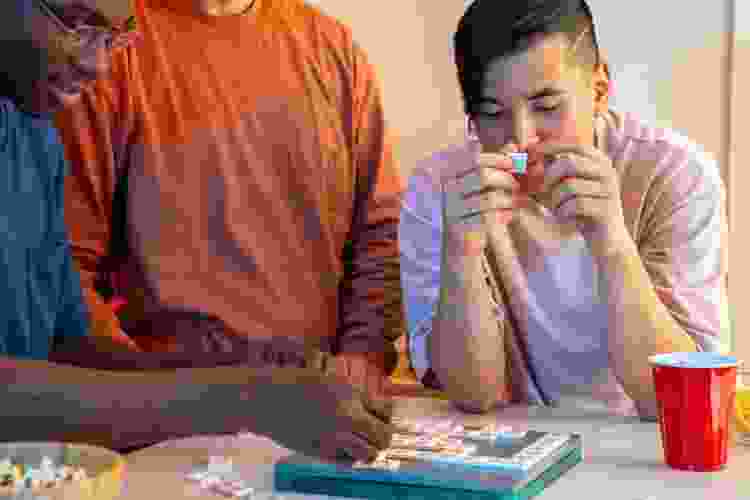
[609,109,722,188]
[0,100,66,197]
[274,0,353,44]
[614,110,713,160]
[0,97,62,158]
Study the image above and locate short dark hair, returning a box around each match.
[454,0,602,116]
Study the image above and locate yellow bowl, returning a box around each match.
[0,442,125,500]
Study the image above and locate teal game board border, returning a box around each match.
[275,446,582,500]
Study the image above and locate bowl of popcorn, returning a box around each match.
[0,442,125,499]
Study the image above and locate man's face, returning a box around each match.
[472,33,608,158]
[7,0,122,114]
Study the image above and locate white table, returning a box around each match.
[118,396,750,499]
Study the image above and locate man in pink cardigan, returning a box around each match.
[400,0,729,418]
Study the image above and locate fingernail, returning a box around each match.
[495,211,514,225]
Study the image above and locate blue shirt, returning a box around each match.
[0,97,89,360]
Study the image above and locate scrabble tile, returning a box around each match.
[186,470,212,482]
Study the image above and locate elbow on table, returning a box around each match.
[427,366,503,413]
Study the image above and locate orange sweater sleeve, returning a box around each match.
[54,48,137,347]
[335,33,405,376]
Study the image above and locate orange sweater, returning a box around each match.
[55,0,404,375]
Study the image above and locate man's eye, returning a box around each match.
[477,109,504,119]
[535,100,561,112]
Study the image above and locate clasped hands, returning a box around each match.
[442,141,632,258]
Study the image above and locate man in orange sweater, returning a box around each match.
[55,0,405,397]
[0,0,393,461]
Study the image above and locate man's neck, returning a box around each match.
[195,0,256,16]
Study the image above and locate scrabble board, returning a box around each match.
[275,418,582,500]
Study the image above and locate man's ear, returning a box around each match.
[592,61,611,113]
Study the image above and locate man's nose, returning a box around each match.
[509,109,539,151]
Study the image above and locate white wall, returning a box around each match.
[594,0,731,185]
[730,0,749,361]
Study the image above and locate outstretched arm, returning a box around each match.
[0,357,268,450]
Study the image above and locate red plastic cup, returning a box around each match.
[650,352,741,471]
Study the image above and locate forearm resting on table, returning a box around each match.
[598,237,698,412]
[0,358,276,450]
[431,241,507,412]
